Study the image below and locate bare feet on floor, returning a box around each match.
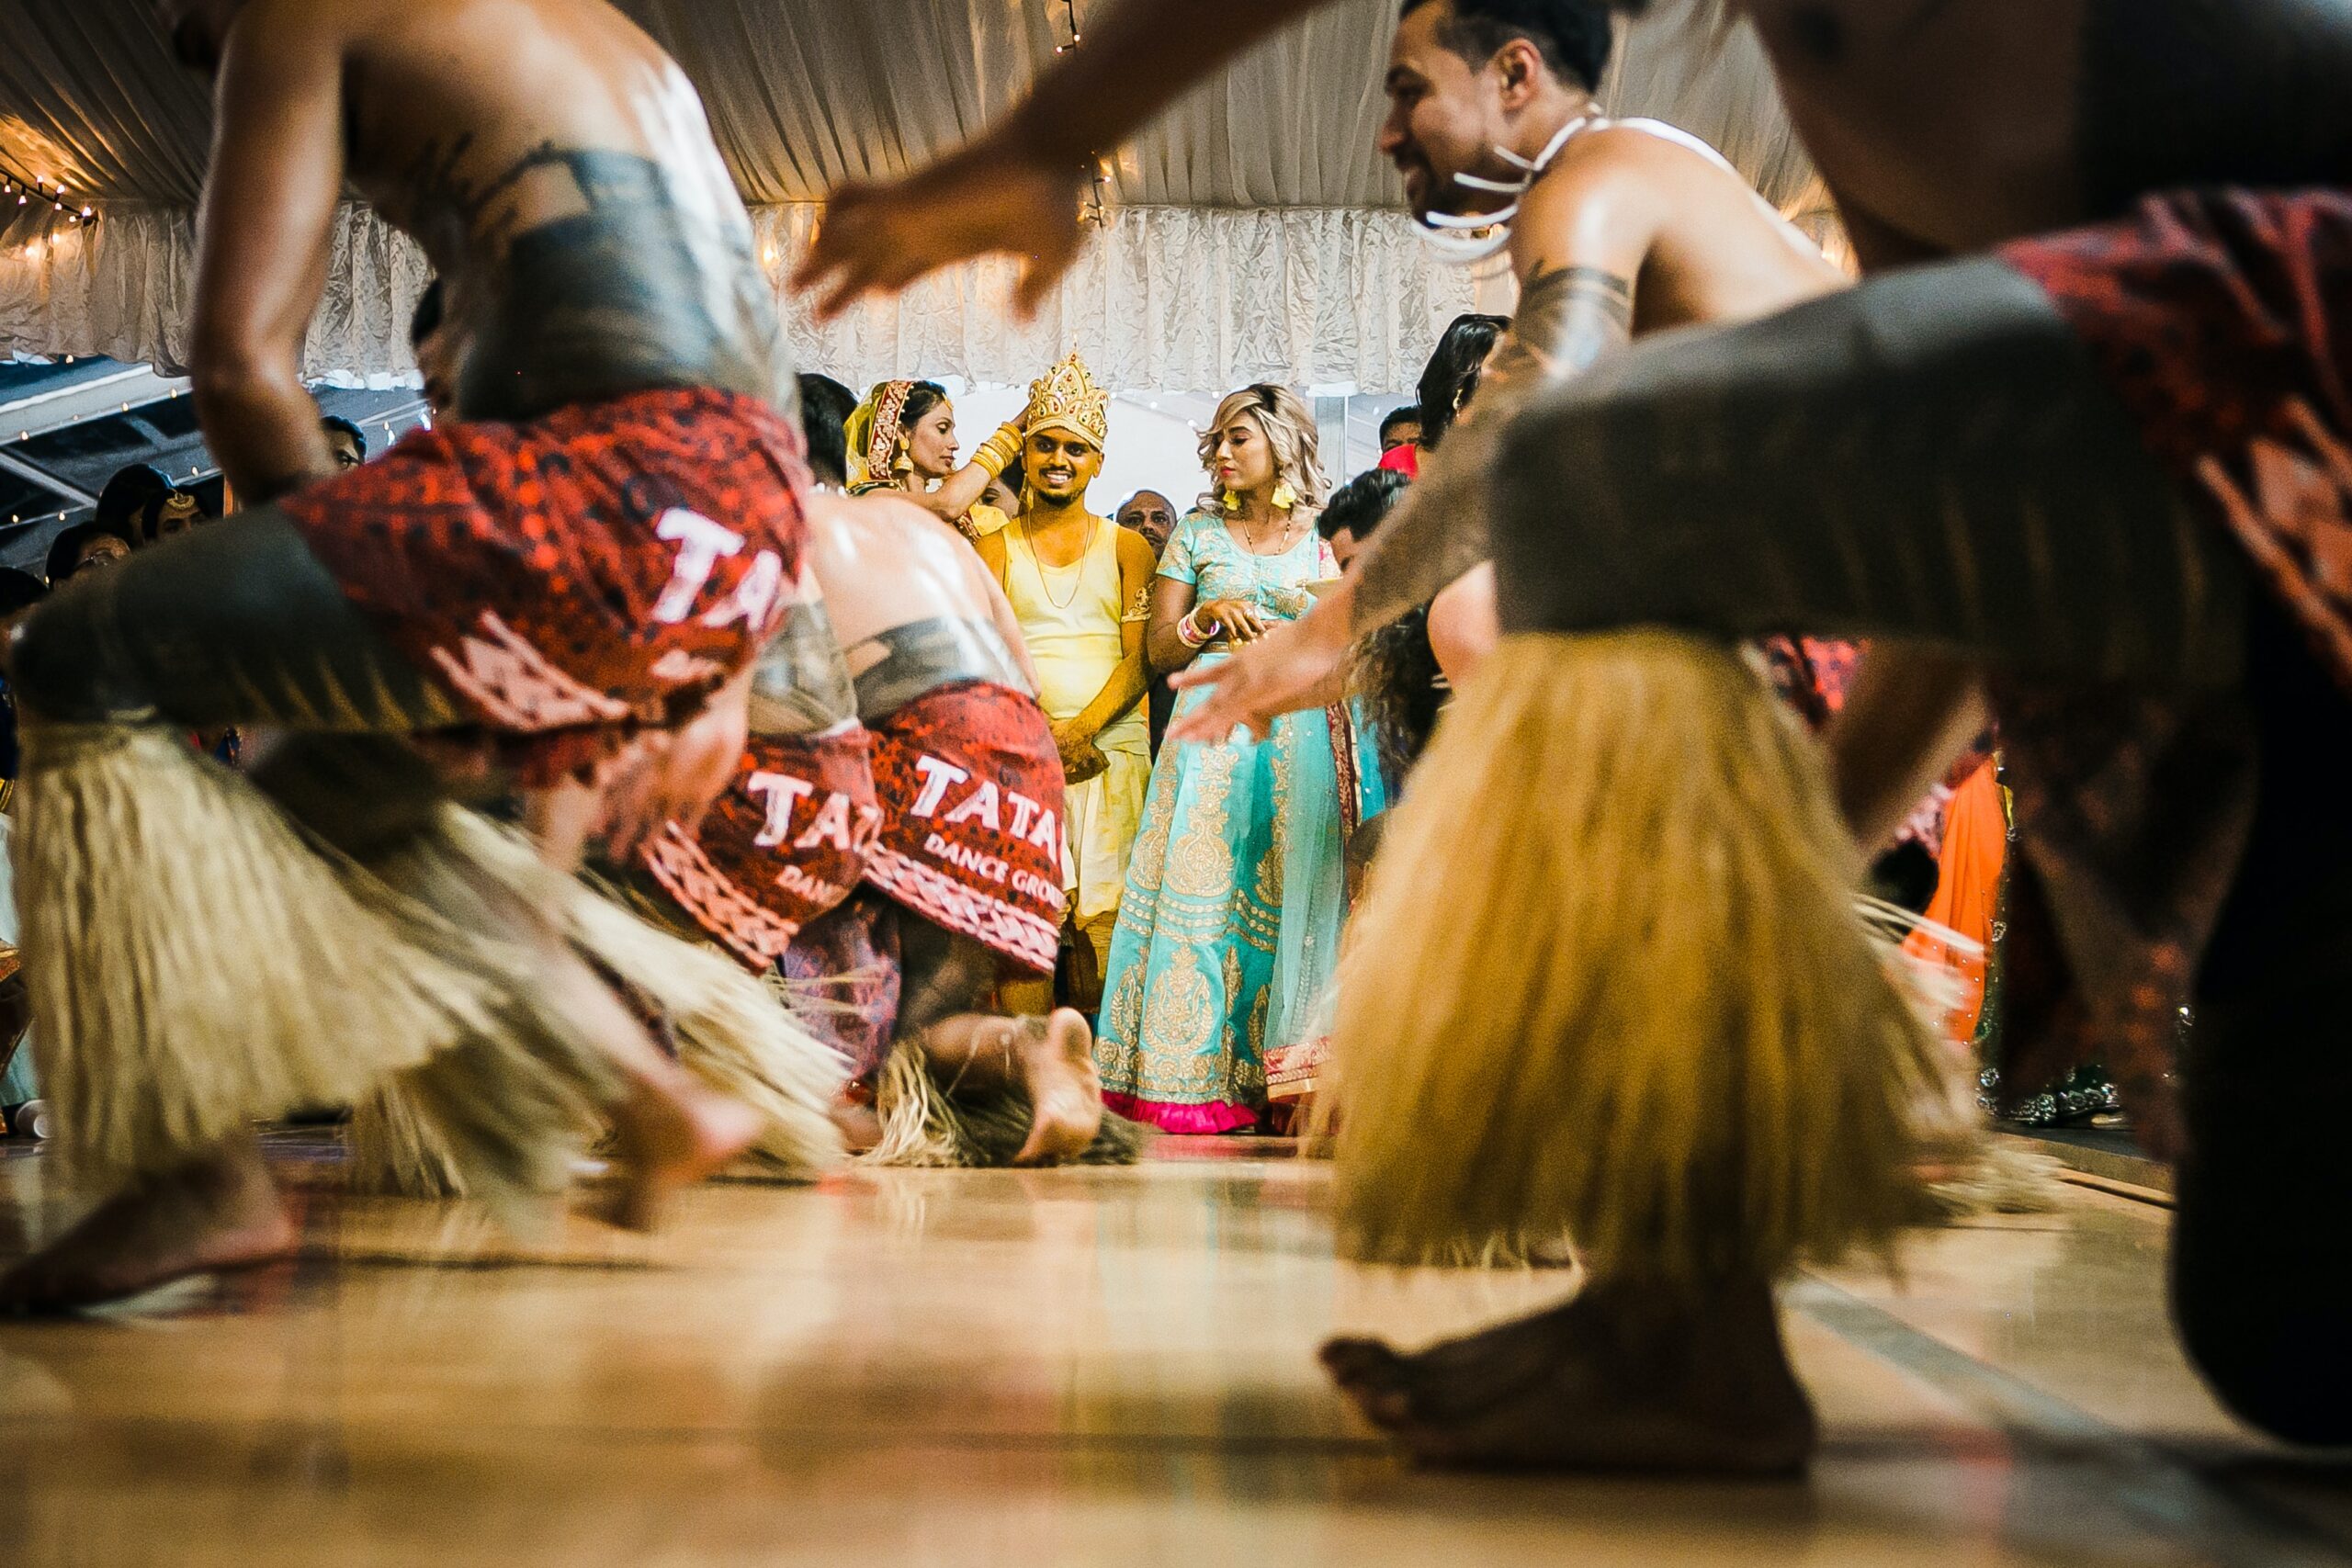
[1321,1274,1816,1474]
[0,1144,298,1313]
[599,1076,767,1232]
[1012,1010,1105,1167]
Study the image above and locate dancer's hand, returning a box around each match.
[1053,721,1109,784]
[793,130,1083,321]
[1167,604,1351,745]
[600,671,752,860]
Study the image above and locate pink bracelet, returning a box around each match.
[1178,609,1216,649]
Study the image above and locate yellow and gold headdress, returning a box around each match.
[1024,352,1109,447]
[843,379,916,488]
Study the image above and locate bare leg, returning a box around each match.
[0,1134,297,1313]
[919,1009,1104,1166]
[1320,1273,1815,1474]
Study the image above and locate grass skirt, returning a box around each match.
[1326,632,1947,1276]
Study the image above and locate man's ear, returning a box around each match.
[1495,38,1545,107]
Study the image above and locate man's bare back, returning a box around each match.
[169,0,784,497]
[1741,0,2352,263]
[801,491,1040,699]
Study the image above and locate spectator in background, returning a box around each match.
[1377,404,1421,460]
[321,415,369,469]
[795,373,860,487]
[1116,490,1183,750]
[1381,313,1509,481]
[0,568,47,801]
[1114,490,1177,558]
[44,522,130,584]
[96,464,207,548]
[982,468,1023,518]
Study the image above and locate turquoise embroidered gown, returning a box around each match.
[1095,511,1386,1132]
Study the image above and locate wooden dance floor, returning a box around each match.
[4,1134,2350,1565]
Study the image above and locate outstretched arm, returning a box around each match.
[1166,158,1651,743]
[187,6,348,504]
[793,0,1335,317]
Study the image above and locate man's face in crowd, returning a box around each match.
[1380,1,1522,220]
[1116,491,1177,554]
[152,491,202,543]
[1381,416,1422,453]
[324,427,366,470]
[982,472,1023,516]
[1023,428,1102,505]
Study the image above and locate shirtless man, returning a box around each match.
[0,0,840,1311]
[798,0,2352,1463]
[636,373,1121,1168]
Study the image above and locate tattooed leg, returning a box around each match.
[1490,254,2249,686]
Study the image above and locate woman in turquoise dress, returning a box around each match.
[1096,386,1385,1132]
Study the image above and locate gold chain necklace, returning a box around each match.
[1024,513,1100,612]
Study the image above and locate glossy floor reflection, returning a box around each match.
[3,1138,2349,1566]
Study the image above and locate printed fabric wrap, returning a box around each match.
[860,680,1069,974]
[1992,188,2352,1156]
[641,722,881,970]
[279,387,809,785]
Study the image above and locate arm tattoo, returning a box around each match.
[1349,262,1634,636]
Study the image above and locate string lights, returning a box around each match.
[1051,0,1081,54]
[0,164,96,231]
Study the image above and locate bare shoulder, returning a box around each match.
[1114,524,1158,575]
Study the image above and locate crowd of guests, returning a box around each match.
[797,343,1521,1137]
[0,348,2049,1146]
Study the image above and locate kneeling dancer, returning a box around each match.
[0,0,845,1312]
[636,378,1136,1167]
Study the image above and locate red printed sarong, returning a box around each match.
[1990,189,2352,1154]
[861,681,1069,974]
[641,722,881,970]
[280,387,809,784]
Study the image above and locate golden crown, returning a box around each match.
[1025,351,1110,447]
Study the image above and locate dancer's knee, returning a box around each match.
[7,578,142,725]
[2173,1268,2352,1445]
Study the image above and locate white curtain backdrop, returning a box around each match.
[0,0,1809,393]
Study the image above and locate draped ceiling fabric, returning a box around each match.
[0,0,1810,393]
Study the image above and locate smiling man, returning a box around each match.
[976,355,1155,1007]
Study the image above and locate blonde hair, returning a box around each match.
[1196,385,1329,516]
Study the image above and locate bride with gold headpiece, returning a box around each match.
[843,378,1028,544]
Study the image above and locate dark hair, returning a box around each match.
[797,373,859,486]
[1399,0,1628,92]
[901,381,951,434]
[1417,312,1510,452]
[1317,467,1410,543]
[44,521,123,584]
[1378,404,1422,446]
[94,464,172,536]
[321,415,368,461]
[0,567,45,620]
[410,278,445,347]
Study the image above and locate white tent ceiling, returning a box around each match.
[0,0,1812,393]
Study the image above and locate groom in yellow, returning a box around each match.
[976,355,1156,1007]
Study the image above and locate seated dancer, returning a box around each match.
[843,379,1026,546]
[800,0,2352,1464]
[0,0,846,1312]
[639,372,1135,1168]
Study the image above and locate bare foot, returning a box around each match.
[1321,1275,1815,1473]
[1011,1010,1105,1167]
[831,1100,883,1154]
[0,1145,298,1314]
[597,1077,767,1232]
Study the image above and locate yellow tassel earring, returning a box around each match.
[1272,480,1299,513]
[1224,491,1242,513]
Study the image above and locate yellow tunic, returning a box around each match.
[999,517,1148,924]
